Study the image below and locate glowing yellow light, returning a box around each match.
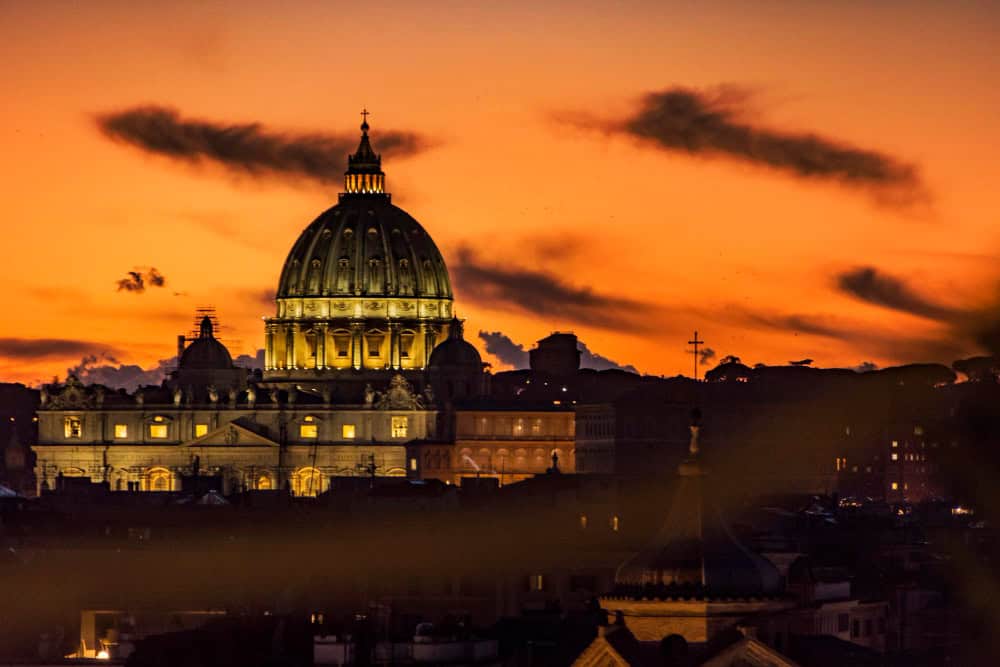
[300,424,318,439]
[114,424,128,439]
[149,424,168,439]
[195,423,208,438]
[342,424,356,439]
[96,650,110,660]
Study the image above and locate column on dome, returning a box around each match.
[350,321,364,370]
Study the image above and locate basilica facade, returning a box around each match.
[32,117,495,496]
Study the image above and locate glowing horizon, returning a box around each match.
[2,1,998,385]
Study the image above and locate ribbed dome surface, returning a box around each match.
[276,195,452,300]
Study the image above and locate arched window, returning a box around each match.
[146,467,173,492]
[292,467,324,497]
[256,474,272,490]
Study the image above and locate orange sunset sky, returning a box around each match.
[1,0,998,385]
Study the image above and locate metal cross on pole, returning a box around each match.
[688,330,705,381]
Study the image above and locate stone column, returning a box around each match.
[422,323,438,367]
[315,323,328,370]
[285,324,297,370]
[389,322,401,370]
[351,321,364,370]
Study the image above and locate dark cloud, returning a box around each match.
[835,264,1000,359]
[699,347,717,366]
[852,361,879,373]
[454,247,656,333]
[233,349,265,370]
[739,311,852,341]
[0,338,116,361]
[69,354,175,392]
[96,105,433,185]
[477,330,638,373]
[478,331,529,368]
[116,267,167,294]
[836,266,957,321]
[578,340,639,373]
[560,86,927,206]
[147,267,166,287]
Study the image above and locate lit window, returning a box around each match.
[342,424,356,439]
[257,475,272,490]
[611,515,620,532]
[149,424,168,439]
[892,440,899,448]
[153,415,165,422]
[529,574,544,592]
[391,416,409,438]
[300,424,318,439]
[148,468,171,491]
[64,416,82,439]
[114,424,128,439]
[891,482,899,490]
[334,333,351,357]
[891,452,898,461]
[195,423,208,438]
[514,418,525,436]
[366,334,383,357]
[400,333,414,359]
[579,514,588,529]
[410,457,418,471]
[531,418,542,435]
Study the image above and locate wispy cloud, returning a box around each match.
[557,86,928,207]
[453,247,658,333]
[836,266,957,321]
[0,338,119,361]
[96,105,434,185]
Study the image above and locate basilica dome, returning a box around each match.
[276,196,451,300]
[275,118,451,300]
[264,115,456,380]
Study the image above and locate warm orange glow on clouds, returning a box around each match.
[1,1,998,384]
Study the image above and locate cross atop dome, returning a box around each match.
[345,109,386,195]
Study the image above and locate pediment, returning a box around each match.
[188,421,279,447]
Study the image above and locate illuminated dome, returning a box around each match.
[264,114,455,381]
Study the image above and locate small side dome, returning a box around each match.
[429,318,482,368]
[179,316,234,370]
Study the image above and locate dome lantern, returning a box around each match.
[344,109,386,196]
